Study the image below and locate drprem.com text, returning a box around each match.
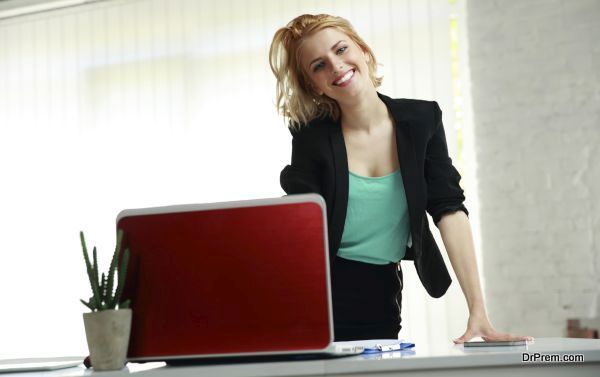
[522,353,584,363]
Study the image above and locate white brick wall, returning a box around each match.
[467,0,600,337]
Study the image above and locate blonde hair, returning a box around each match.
[269,14,382,130]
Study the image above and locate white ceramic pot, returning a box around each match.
[83,309,132,371]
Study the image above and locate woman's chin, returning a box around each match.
[332,85,369,103]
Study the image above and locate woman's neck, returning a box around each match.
[338,89,389,134]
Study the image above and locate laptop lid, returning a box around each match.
[117,194,333,361]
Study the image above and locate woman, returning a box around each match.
[270,14,532,343]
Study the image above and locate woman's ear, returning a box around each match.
[307,81,323,96]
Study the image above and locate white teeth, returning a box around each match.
[335,70,354,85]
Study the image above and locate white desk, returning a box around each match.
[6,338,600,377]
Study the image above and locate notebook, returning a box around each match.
[117,194,363,363]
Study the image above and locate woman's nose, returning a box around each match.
[331,59,344,74]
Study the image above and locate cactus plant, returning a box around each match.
[80,229,130,311]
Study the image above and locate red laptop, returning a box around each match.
[117,194,362,362]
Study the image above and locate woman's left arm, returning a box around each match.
[437,211,533,344]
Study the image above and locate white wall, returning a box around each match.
[0,0,470,357]
[466,0,600,337]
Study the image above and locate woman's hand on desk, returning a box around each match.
[437,213,533,345]
[452,311,534,344]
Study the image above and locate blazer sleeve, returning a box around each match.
[280,129,321,195]
[425,102,469,224]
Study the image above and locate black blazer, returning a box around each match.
[280,93,468,298]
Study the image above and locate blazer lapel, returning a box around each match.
[395,119,422,236]
[379,94,425,243]
[328,118,348,263]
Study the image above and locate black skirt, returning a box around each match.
[330,256,403,341]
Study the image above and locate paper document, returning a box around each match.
[334,339,415,354]
[0,358,82,373]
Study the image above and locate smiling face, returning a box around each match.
[299,27,372,103]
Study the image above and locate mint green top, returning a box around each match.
[337,169,410,265]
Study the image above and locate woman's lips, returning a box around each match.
[333,69,355,87]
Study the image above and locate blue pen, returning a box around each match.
[376,344,402,352]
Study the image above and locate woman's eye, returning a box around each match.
[313,62,325,72]
[336,46,347,54]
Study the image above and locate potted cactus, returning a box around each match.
[80,229,131,371]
